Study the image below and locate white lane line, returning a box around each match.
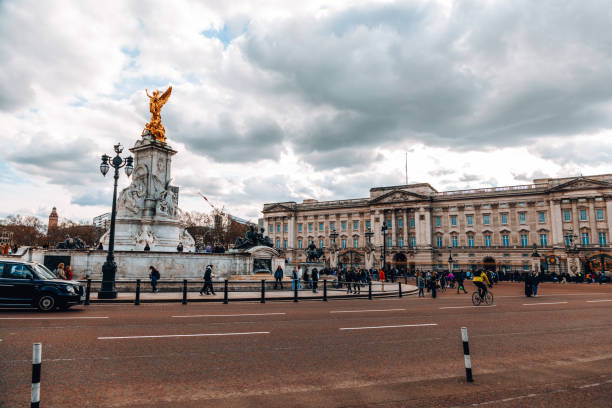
[440,305,497,309]
[171,313,285,318]
[522,301,568,306]
[586,299,612,303]
[330,308,406,313]
[0,316,109,320]
[340,323,437,331]
[98,331,270,340]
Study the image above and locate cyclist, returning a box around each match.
[472,269,491,300]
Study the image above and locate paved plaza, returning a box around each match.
[1,282,611,407]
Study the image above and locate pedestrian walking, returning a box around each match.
[312,268,319,293]
[417,272,425,297]
[54,263,66,280]
[303,268,310,289]
[532,271,540,297]
[149,266,160,293]
[65,265,73,280]
[274,265,284,290]
[456,271,468,294]
[430,271,437,299]
[199,264,215,295]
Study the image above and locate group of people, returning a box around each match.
[52,262,73,280]
[416,270,492,299]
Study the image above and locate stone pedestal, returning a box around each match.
[101,131,194,252]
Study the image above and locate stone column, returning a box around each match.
[571,199,579,239]
[607,199,612,244]
[391,210,397,247]
[423,209,432,247]
[549,200,563,246]
[288,215,295,249]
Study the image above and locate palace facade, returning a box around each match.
[262,174,612,275]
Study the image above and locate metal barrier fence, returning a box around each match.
[77,278,417,304]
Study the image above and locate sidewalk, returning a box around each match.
[90,282,417,303]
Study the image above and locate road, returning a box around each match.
[1,282,611,407]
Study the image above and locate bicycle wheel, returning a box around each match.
[471,292,481,306]
[484,292,494,305]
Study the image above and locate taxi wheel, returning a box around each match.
[36,294,57,312]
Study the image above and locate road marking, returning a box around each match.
[439,305,497,309]
[171,313,286,318]
[98,331,270,340]
[586,299,612,303]
[340,323,437,331]
[0,316,109,320]
[522,301,568,306]
[330,308,406,313]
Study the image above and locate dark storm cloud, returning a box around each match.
[530,140,612,167]
[240,0,612,157]
[170,112,285,163]
[301,147,381,171]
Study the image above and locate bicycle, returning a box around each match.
[472,289,494,306]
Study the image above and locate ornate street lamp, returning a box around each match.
[531,243,540,273]
[98,143,133,299]
[365,228,374,244]
[381,223,388,272]
[329,229,339,247]
[448,250,453,273]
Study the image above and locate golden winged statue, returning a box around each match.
[144,86,172,143]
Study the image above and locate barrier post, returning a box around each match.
[182,279,188,305]
[323,280,328,301]
[398,282,403,298]
[368,280,372,300]
[135,279,141,306]
[293,279,299,303]
[260,280,266,304]
[31,343,41,408]
[223,279,229,304]
[84,279,91,305]
[461,327,474,382]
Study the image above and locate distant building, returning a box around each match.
[93,212,111,230]
[48,207,58,230]
[0,230,13,246]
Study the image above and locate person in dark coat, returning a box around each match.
[312,268,319,293]
[149,266,160,293]
[274,265,284,289]
[200,265,215,295]
[456,271,468,294]
[525,272,533,297]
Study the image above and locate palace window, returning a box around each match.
[581,232,590,245]
[353,238,358,248]
[467,235,474,247]
[398,237,404,248]
[353,220,359,230]
[502,234,510,247]
[319,239,324,248]
[563,210,571,222]
[387,237,392,247]
[277,224,281,233]
[451,235,458,247]
[599,232,607,245]
[270,225,273,233]
[596,209,605,220]
[284,239,288,249]
[436,236,443,247]
[483,215,490,225]
[365,220,370,230]
[386,219,392,228]
[298,239,303,249]
[539,234,547,247]
[538,212,546,223]
[565,234,572,247]
[579,209,587,221]
[435,217,441,227]
[298,224,302,233]
[319,222,324,231]
[501,213,508,225]
[520,234,528,247]
[341,221,347,231]
[484,234,492,247]
[519,212,526,224]
[284,224,288,233]
[410,217,415,227]
[276,239,280,248]
[410,236,416,248]
[450,216,457,227]
[308,223,313,232]
[330,221,335,231]
[398,218,403,228]
[466,215,473,226]
[482,204,490,209]
[341,239,347,249]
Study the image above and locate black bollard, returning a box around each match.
[323,280,328,301]
[461,327,474,382]
[293,279,299,302]
[31,343,41,408]
[135,279,141,305]
[223,279,229,304]
[368,280,372,300]
[261,279,266,303]
[398,282,403,298]
[84,279,91,306]
[182,279,188,305]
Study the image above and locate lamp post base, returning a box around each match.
[98,260,118,299]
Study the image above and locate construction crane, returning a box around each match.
[198,192,253,225]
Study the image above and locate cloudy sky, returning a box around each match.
[2,0,612,224]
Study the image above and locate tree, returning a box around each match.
[179,209,250,249]
[1,215,45,246]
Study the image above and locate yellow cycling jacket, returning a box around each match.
[473,272,490,285]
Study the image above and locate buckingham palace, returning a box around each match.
[262,174,612,275]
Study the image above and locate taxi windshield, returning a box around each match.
[32,264,57,280]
